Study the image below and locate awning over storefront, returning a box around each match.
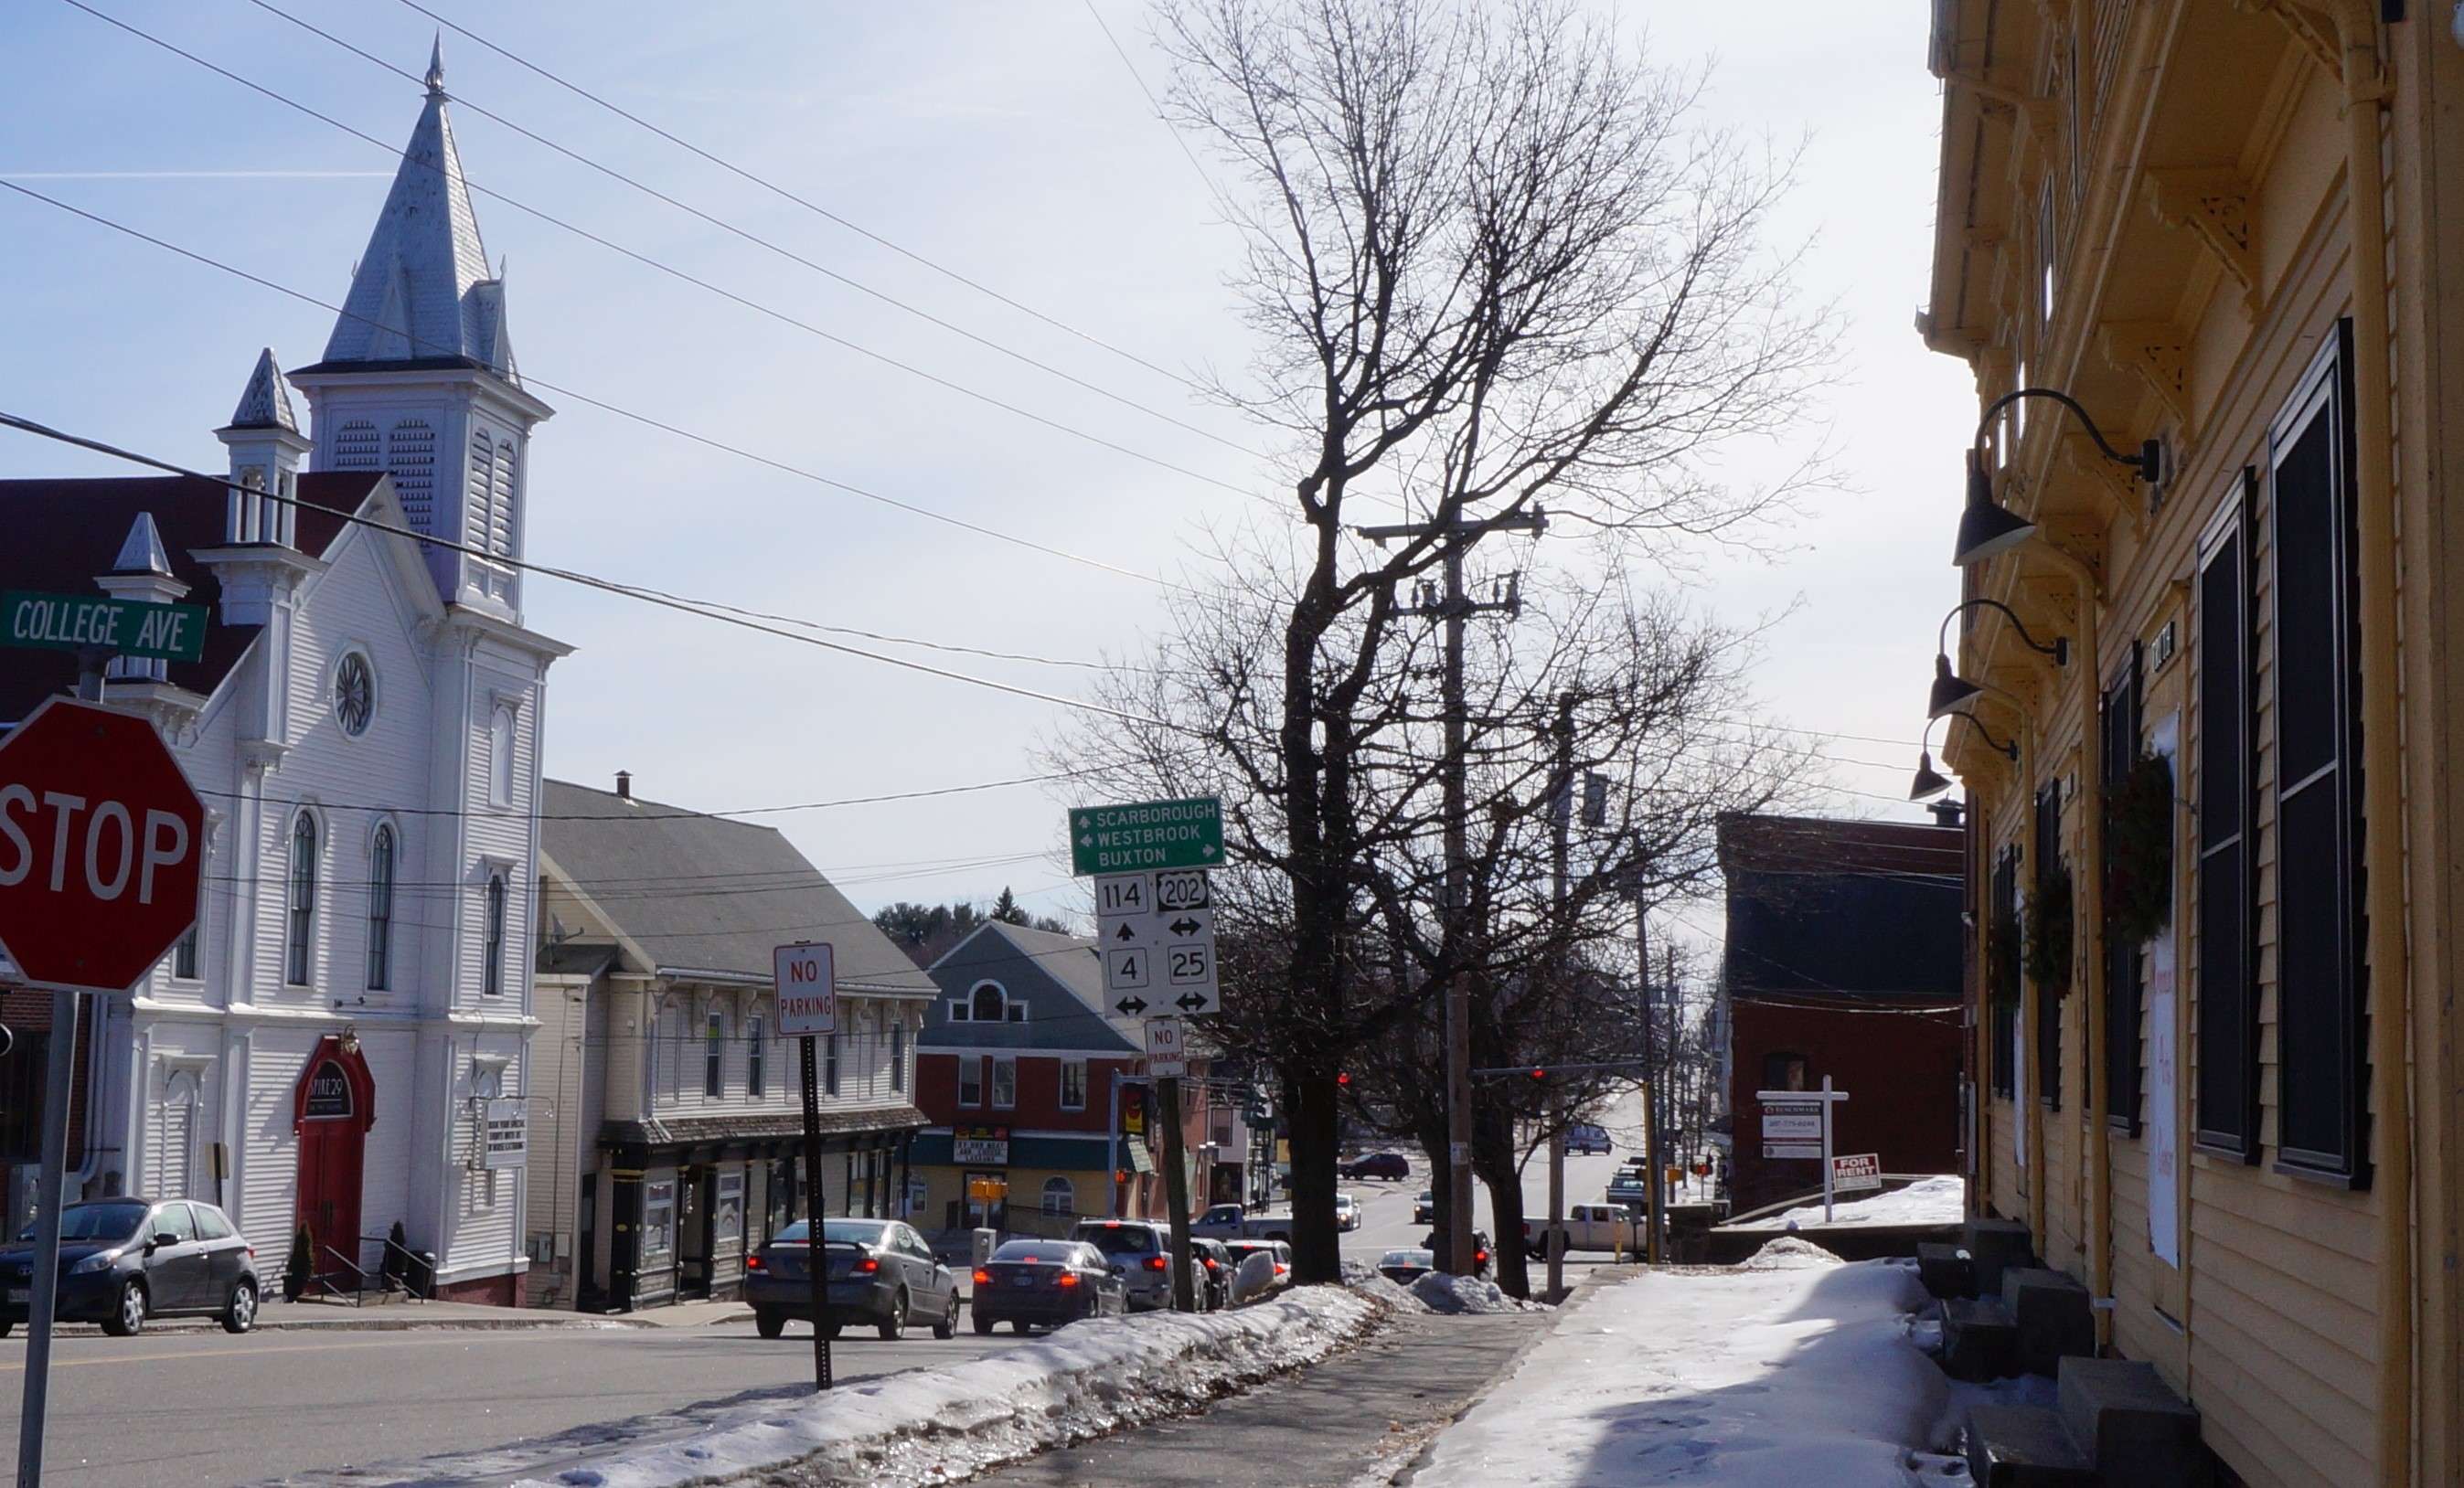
[908,1131,1124,1172]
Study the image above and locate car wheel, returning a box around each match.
[221,1278,258,1334]
[971,1309,995,1335]
[754,1309,785,1340]
[878,1289,908,1341]
[933,1291,958,1340]
[1010,1319,1032,1334]
[102,1280,145,1337]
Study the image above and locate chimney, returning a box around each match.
[1927,798,1966,828]
[614,770,632,800]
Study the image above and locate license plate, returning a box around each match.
[1012,1275,1034,1287]
[6,1288,25,1305]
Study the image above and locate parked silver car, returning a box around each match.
[745,1218,961,1340]
[1068,1218,1178,1311]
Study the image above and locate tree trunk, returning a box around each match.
[1475,1101,1530,1299]
[1283,1059,1343,1283]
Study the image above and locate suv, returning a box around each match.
[1564,1123,1613,1155]
[1339,1152,1410,1181]
[1069,1218,1176,1311]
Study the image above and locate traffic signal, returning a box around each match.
[1529,1067,1548,1082]
[1336,1071,1352,1088]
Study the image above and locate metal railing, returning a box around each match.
[301,1234,431,1304]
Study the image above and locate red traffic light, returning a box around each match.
[1336,1071,1352,1087]
[1529,1067,1547,1080]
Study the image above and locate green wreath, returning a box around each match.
[2104,752,2175,945]
[2025,858,2074,995]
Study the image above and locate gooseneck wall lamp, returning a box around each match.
[1909,713,2020,802]
[1953,388,2165,568]
[1928,598,2067,719]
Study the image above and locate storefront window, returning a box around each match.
[642,1180,676,1261]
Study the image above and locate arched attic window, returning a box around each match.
[970,983,1006,1023]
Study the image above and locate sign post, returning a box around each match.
[0,696,207,1488]
[774,941,837,1393]
[1756,1079,1851,1223]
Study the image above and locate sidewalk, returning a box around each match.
[1409,1240,1966,1486]
[127,1294,758,1334]
[962,1310,1551,1488]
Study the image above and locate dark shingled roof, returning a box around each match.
[539,778,934,995]
[0,473,382,723]
[1717,813,1965,1003]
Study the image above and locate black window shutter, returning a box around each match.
[2104,643,2145,1134]
[2036,782,2063,1111]
[2195,475,2258,1158]
[2271,321,2367,1182]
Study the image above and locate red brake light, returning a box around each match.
[856,1258,880,1274]
[1058,1272,1081,1288]
[1475,1249,1488,1263]
[745,1255,765,1271]
[972,1269,992,1286]
[1204,1259,1220,1270]
[1274,1263,1289,1276]
[1144,1255,1168,1270]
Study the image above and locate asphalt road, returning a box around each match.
[0,1317,1027,1486]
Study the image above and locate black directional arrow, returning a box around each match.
[1112,922,1137,942]
[1115,996,1149,1016]
[1169,917,1200,937]
[1176,993,1210,1012]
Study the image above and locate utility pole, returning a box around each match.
[1544,692,1576,1302]
[1631,888,1667,1264]
[1356,506,1544,1276]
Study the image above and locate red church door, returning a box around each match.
[293,1040,377,1284]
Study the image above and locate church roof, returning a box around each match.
[225,347,299,432]
[109,512,174,577]
[0,473,381,725]
[307,44,515,378]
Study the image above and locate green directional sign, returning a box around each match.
[1,590,208,664]
[1070,795,1224,876]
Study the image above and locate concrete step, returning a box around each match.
[2000,1267,2096,1377]
[2058,1356,2206,1488]
[1963,1217,2035,1297]
[1965,1404,2099,1488]
[1942,1296,2019,1381]
[1916,1241,1976,1299]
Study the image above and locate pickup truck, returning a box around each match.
[1523,1202,1646,1258]
[1191,1203,1296,1241]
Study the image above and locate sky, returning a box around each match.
[0,1,1977,943]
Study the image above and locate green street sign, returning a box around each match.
[1070,795,1224,876]
[0,590,208,664]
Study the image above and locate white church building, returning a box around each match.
[0,48,564,1302]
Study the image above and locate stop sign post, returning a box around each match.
[0,696,206,1488]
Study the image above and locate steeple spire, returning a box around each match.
[311,48,509,376]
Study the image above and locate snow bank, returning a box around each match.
[1416,1245,1960,1486]
[1730,1174,1967,1232]
[1340,1258,1430,1313]
[518,1288,1379,1488]
[1410,1272,1547,1314]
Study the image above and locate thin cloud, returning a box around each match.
[0,170,389,179]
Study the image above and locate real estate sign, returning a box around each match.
[1829,1153,1883,1193]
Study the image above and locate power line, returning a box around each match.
[1082,0,1228,208]
[0,178,1174,597]
[59,0,1273,513]
[0,408,1178,729]
[196,768,1099,824]
[389,0,1220,401]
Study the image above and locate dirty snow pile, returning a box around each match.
[1414,1239,1964,1486]
[1410,1271,1548,1314]
[1731,1174,1966,1232]
[1340,1258,1431,1313]
[517,1288,1379,1488]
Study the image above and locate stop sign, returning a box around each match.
[0,696,206,992]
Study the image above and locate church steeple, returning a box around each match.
[315,37,512,377]
[288,50,551,618]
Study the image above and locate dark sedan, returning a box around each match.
[1419,1228,1494,1278]
[0,1197,260,1337]
[970,1240,1125,1333]
[1188,1238,1233,1310]
[745,1218,961,1340]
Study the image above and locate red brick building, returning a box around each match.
[1716,811,1967,1214]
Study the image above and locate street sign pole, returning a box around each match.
[799,1033,831,1392]
[1158,1075,1195,1312]
[16,987,79,1488]
[1820,1075,1837,1224]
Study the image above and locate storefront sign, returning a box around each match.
[952,1125,1010,1164]
[481,1098,526,1169]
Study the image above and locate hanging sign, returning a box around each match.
[481,1099,527,1170]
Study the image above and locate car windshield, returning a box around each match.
[1381,1249,1434,1267]
[990,1241,1083,1264]
[769,1220,890,1247]
[24,1202,147,1244]
[1078,1226,1159,1256]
